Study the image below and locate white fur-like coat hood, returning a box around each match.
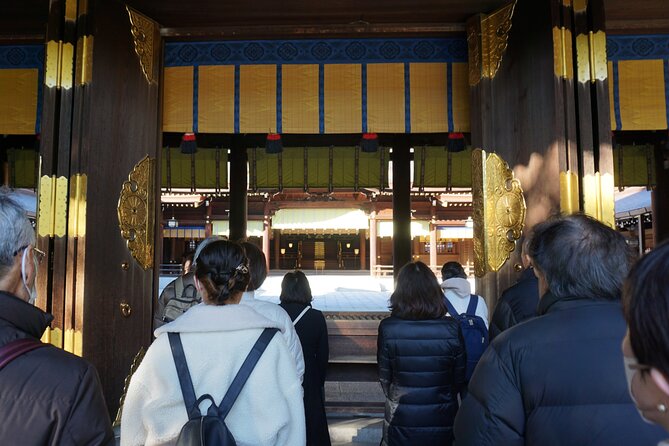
[122,303,306,446]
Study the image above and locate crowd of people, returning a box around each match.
[1,185,669,445]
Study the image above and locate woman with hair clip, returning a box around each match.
[279,270,331,446]
[377,261,466,446]
[121,239,305,446]
[623,241,669,443]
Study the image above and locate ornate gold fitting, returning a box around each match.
[118,156,155,270]
[472,149,526,277]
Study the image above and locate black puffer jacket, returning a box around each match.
[454,293,666,446]
[488,267,539,340]
[377,316,465,446]
[0,291,114,445]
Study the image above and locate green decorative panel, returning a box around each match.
[161,147,227,189]
[414,146,472,188]
[307,147,330,188]
[7,148,38,188]
[613,145,656,187]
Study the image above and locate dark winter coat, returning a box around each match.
[0,291,114,445]
[280,302,331,446]
[488,267,539,340]
[377,315,466,446]
[454,293,666,446]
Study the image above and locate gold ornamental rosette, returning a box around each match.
[117,156,155,270]
[472,149,526,277]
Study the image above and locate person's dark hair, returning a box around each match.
[391,261,445,320]
[194,240,250,305]
[240,241,267,291]
[623,241,669,378]
[280,270,313,305]
[441,261,466,281]
[529,213,633,300]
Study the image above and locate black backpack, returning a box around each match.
[168,328,278,446]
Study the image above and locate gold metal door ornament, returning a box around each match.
[126,6,158,84]
[118,156,155,270]
[467,0,517,86]
[472,149,526,277]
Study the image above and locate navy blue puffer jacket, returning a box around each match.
[377,316,465,446]
[454,293,666,446]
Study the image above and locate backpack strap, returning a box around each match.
[0,338,47,372]
[168,332,201,420]
[292,307,310,326]
[217,328,278,419]
[443,296,459,319]
[174,276,184,299]
[466,294,479,315]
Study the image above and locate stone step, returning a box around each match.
[328,415,383,445]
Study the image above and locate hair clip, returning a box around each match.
[235,263,249,275]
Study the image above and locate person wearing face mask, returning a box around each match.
[453,214,665,445]
[0,189,114,445]
[622,240,669,442]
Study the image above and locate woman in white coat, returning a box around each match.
[121,240,306,446]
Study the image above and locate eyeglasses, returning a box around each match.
[13,245,46,265]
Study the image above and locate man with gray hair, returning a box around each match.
[0,189,113,445]
[454,214,665,445]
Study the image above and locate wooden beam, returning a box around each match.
[161,22,465,38]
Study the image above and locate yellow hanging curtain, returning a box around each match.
[324,64,362,134]
[282,64,319,134]
[0,69,38,134]
[240,65,276,133]
[367,63,405,133]
[163,67,193,132]
[198,65,235,133]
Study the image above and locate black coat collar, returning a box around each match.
[0,291,53,339]
[537,291,617,316]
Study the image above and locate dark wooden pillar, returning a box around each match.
[392,137,412,279]
[36,0,162,416]
[468,0,612,308]
[229,137,247,242]
[653,138,669,244]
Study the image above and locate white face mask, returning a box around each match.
[20,248,38,305]
[623,356,654,424]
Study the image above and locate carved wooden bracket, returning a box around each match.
[118,156,155,270]
[472,149,526,277]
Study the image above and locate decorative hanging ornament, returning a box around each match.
[360,133,379,153]
[180,132,197,154]
[446,132,466,153]
[266,133,283,154]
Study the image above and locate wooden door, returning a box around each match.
[38,0,162,415]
